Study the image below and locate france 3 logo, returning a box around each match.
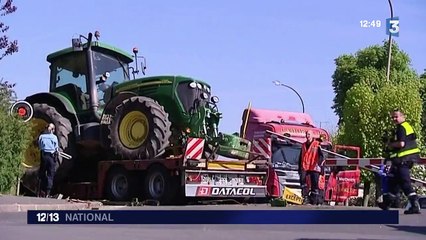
[386,17,399,37]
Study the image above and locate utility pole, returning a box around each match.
[386,0,395,82]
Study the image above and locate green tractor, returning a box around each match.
[21,31,251,194]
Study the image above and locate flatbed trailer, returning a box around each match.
[59,153,270,204]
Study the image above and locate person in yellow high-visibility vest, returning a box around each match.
[378,109,421,214]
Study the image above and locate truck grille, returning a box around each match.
[274,169,301,188]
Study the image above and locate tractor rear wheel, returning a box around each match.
[108,96,172,159]
[21,103,75,195]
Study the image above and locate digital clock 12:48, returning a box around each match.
[360,20,381,28]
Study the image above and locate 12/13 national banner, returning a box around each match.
[27,210,399,224]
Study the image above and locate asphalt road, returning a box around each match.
[1,205,425,240]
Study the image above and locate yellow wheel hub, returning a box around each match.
[119,111,149,149]
[23,118,48,168]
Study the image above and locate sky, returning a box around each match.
[0,0,425,135]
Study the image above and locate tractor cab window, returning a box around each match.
[51,52,89,111]
[93,51,129,107]
[177,81,211,113]
[271,139,301,170]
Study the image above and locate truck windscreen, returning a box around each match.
[271,143,301,167]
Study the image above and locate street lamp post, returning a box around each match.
[272,80,305,113]
[386,0,394,82]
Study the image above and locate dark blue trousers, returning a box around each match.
[388,159,415,197]
[38,151,57,195]
[379,155,420,212]
[300,170,320,204]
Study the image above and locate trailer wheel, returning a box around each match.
[105,167,132,201]
[144,165,177,204]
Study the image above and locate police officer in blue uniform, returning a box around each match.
[38,123,59,198]
[378,109,421,214]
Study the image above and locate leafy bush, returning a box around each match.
[0,80,31,193]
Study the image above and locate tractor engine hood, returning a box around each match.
[111,77,172,93]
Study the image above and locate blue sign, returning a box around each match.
[386,17,400,37]
[27,210,399,224]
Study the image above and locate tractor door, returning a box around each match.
[92,51,130,111]
[50,51,90,112]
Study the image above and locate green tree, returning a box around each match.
[419,70,426,147]
[0,80,32,193]
[332,41,418,123]
[331,41,426,205]
[414,70,426,195]
[0,0,31,194]
[340,80,423,205]
[0,0,18,60]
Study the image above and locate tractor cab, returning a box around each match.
[46,32,135,122]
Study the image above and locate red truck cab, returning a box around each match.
[240,107,360,204]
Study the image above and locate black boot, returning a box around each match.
[302,196,310,205]
[310,190,319,205]
[404,195,421,214]
[378,202,389,210]
[301,186,310,204]
[45,189,51,198]
[378,194,393,210]
[391,193,401,208]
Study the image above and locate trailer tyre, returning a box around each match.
[105,167,133,201]
[108,96,172,159]
[144,165,177,204]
